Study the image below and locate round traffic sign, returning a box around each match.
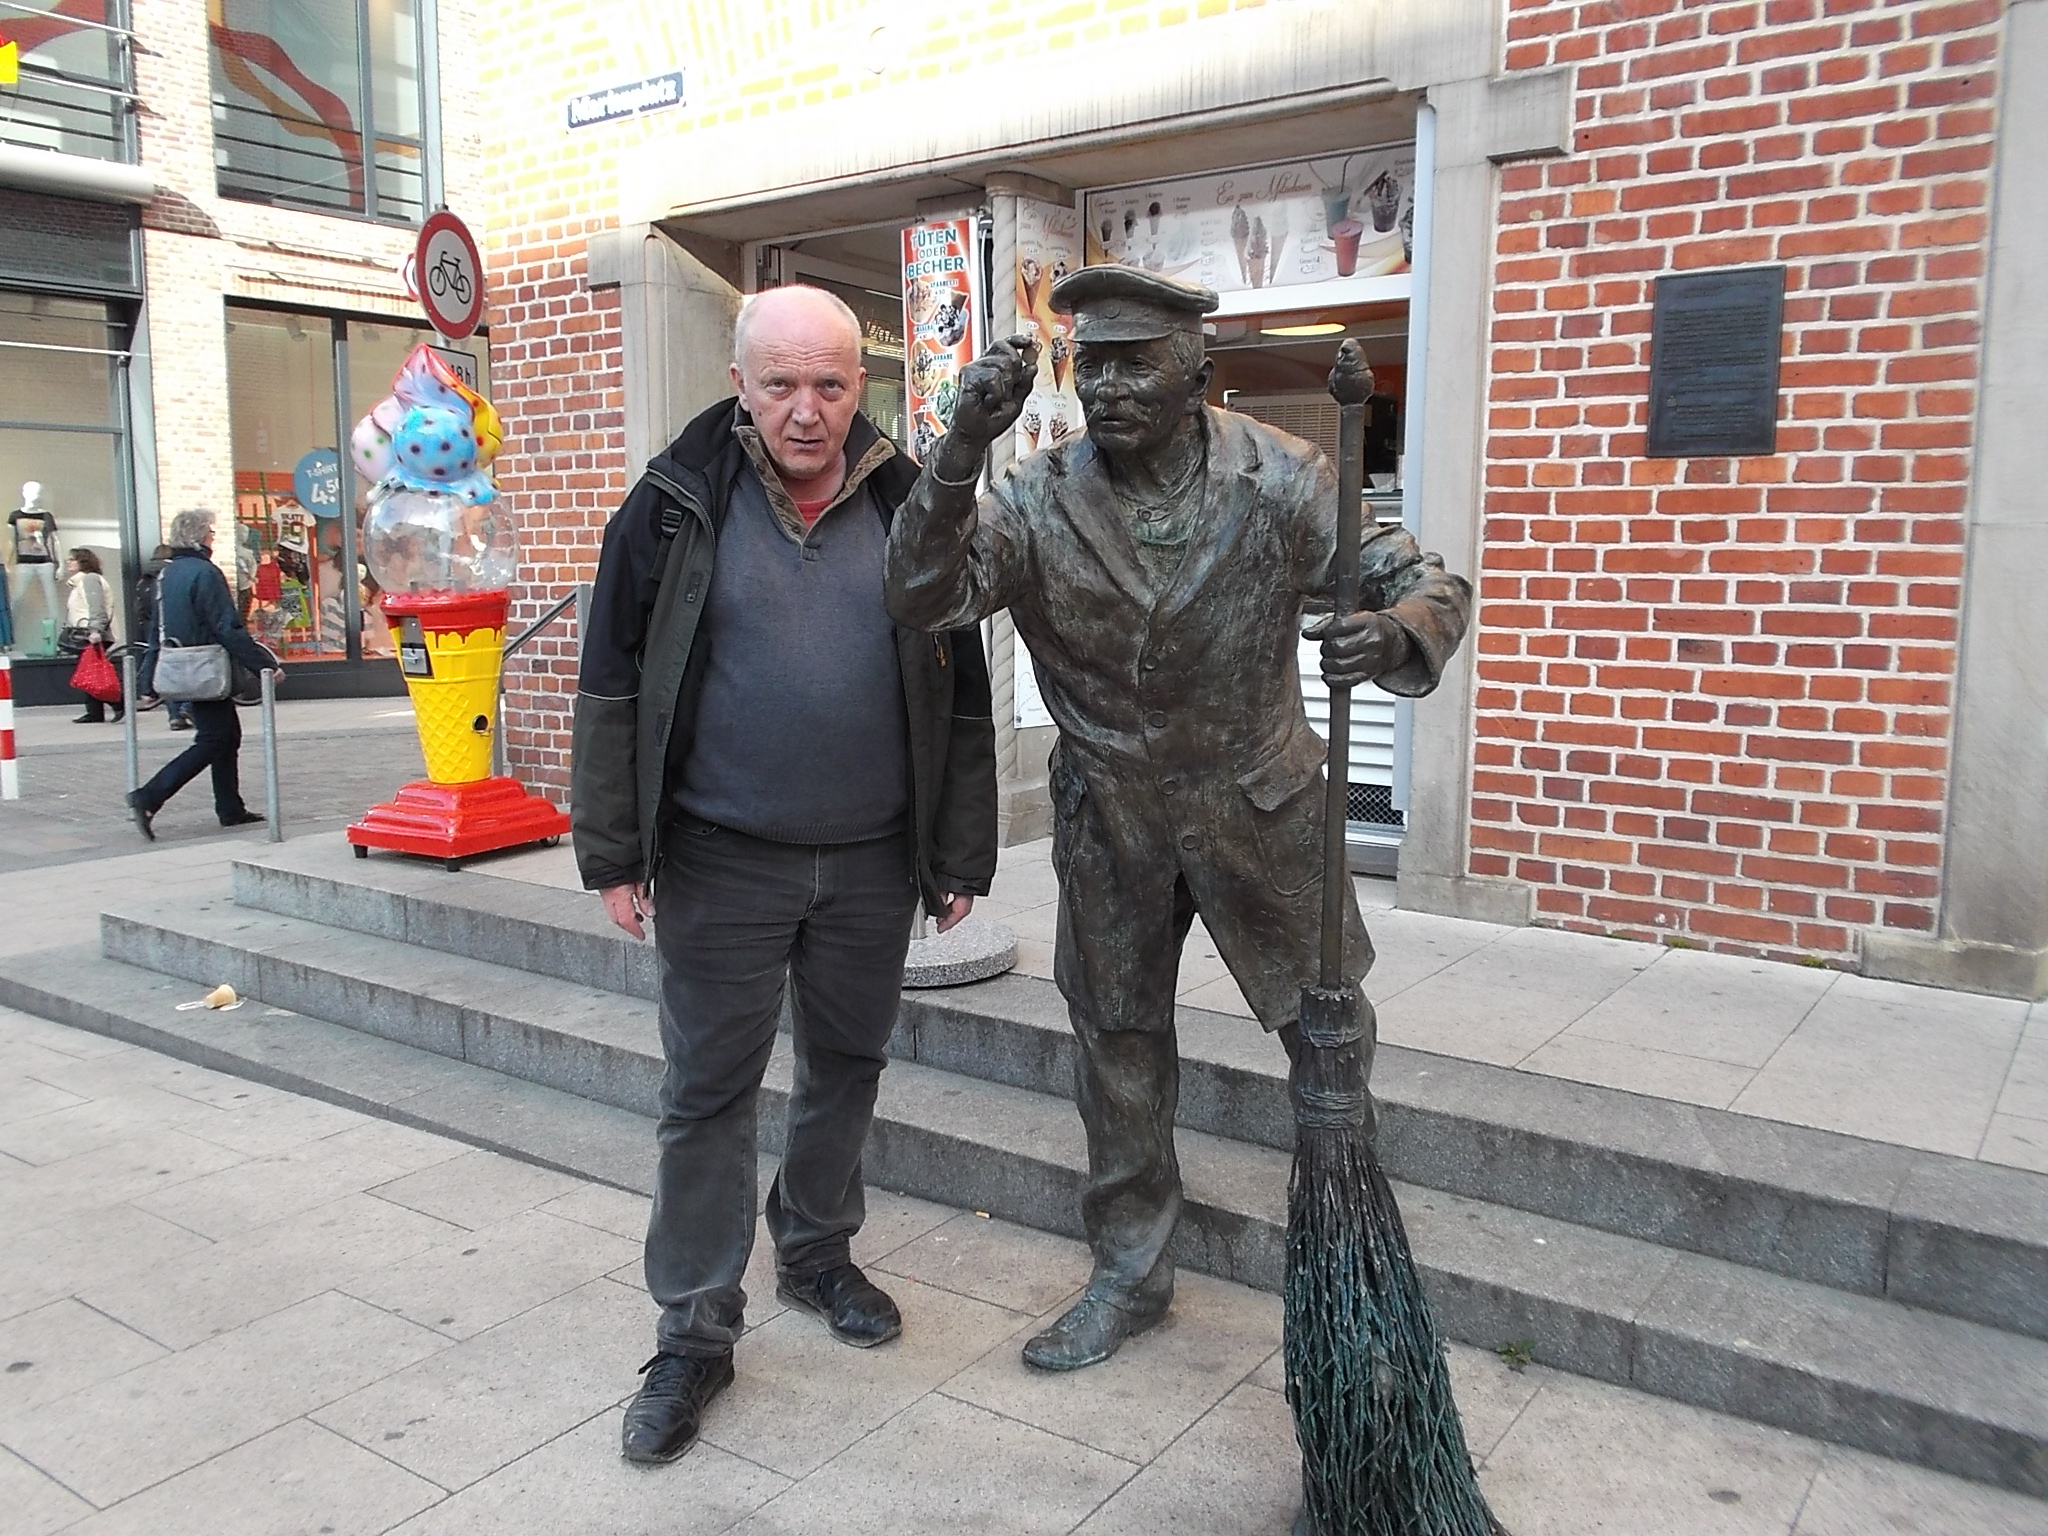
[415,209,484,339]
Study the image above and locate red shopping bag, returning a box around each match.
[70,642,123,704]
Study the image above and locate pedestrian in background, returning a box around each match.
[134,543,193,730]
[128,508,276,839]
[64,547,122,725]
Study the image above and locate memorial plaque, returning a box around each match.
[1646,265,1785,458]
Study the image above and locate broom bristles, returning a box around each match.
[1285,1118,1507,1536]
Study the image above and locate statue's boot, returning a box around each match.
[1021,1275,1172,1371]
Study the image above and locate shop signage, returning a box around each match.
[414,209,484,340]
[1646,266,1785,458]
[291,448,342,519]
[900,218,982,465]
[1012,197,1082,463]
[1084,145,1415,298]
[566,70,686,130]
[427,344,478,390]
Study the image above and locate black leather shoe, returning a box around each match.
[126,790,155,842]
[620,1350,733,1464]
[168,716,194,731]
[220,810,265,827]
[1022,1281,1171,1371]
[776,1262,902,1348]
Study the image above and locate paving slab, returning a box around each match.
[0,1289,447,1507]
[58,1418,442,1536]
[311,1276,648,1493]
[384,1413,790,1536]
[729,1392,1136,1536]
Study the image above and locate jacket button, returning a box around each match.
[1142,657,1158,671]
[1145,710,1168,729]
[1180,833,1198,850]
[1161,779,1177,795]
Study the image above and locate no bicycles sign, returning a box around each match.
[415,209,484,340]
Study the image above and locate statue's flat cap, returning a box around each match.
[1050,267,1219,342]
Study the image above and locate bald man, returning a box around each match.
[573,285,998,1464]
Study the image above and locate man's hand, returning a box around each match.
[933,893,975,933]
[600,882,654,941]
[1307,611,1413,691]
[938,335,1039,463]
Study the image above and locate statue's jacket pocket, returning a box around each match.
[1236,730,1328,898]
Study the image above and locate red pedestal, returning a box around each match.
[347,777,571,870]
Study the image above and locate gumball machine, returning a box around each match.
[345,345,570,868]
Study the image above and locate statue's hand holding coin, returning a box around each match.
[949,334,1039,446]
[928,334,1039,489]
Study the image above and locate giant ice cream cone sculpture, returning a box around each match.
[345,345,569,868]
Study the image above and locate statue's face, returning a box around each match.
[1073,335,1209,459]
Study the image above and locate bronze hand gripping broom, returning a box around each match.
[1284,340,1507,1536]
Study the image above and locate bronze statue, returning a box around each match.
[884,267,1472,1377]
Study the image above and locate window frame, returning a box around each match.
[209,0,439,228]
[0,0,141,164]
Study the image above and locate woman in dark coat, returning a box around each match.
[128,508,278,839]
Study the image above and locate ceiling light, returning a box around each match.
[1262,321,1345,337]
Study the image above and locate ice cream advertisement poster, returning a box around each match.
[1082,145,1415,298]
[1013,198,1084,460]
[901,218,982,465]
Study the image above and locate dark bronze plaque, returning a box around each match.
[1646,265,1785,458]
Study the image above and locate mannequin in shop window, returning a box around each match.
[9,482,62,657]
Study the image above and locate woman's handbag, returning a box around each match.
[57,622,95,656]
[69,641,122,704]
[153,593,231,702]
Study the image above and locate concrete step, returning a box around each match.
[41,898,2048,1497]
[229,840,2048,1344]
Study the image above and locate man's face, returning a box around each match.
[1073,335,1210,459]
[729,294,867,485]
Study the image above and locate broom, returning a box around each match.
[1284,341,1506,1536]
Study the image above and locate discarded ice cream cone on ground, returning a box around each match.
[176,983,242,1012]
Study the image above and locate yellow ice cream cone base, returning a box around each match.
[399,619,504,785]
[348,590,570,869]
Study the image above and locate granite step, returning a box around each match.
[5,928,2048,1497]
[227,840,2048,1342]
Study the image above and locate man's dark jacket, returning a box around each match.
[138,546,274,696]
[572,400,999,909]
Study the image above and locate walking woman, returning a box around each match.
[65,547,123,724]
[128,508,276,839]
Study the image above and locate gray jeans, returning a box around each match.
[646,816,918,1357]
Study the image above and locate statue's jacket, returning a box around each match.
[886,406,1472,1031]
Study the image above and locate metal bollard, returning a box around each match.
[261,668,282,841]
[122,651,139,798]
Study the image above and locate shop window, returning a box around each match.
[0,1,137,163]
[0,294,134,658]
[210,0,432,225]
[225,303,488,665]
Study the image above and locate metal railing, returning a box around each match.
[492,584,587,780]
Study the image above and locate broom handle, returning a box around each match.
[1321,344,1370,991]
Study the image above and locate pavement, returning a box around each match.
[5,1008,2046,1536]
[0,702,2044,1530]
[0,699,424,873]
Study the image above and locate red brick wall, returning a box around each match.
[1479,0,2003,960]
[475,3,636,793]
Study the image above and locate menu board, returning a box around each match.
[901,218,982,464]
[1083,146,1415,298]
[1012,197,1085,460]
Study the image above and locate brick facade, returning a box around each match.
[1479,0,2003,959]
[129,2,486,550]
[484,0,1295,792]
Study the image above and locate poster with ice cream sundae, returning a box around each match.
[1082,145,1415,300]
[1012,197,1085,461]
[901,218,983,466]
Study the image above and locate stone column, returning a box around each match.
[1862,0,2048,1001]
